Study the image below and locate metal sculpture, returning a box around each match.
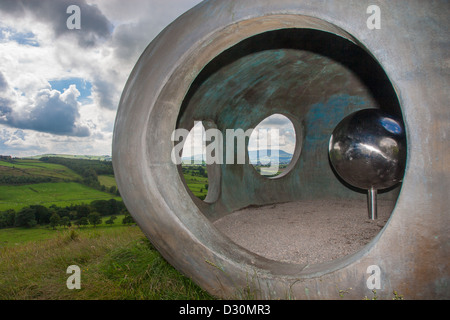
[329,109,407,219]
[113,0,449,299]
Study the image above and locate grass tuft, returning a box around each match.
[0,226,213,300]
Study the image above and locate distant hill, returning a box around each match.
[248,149,293,165]
[25,154,112,161]
[182,149,293,165]
[0,158,83,185]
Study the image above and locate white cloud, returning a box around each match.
[0,84,91,137]
[0,0,203,157]
[248,114,297,154]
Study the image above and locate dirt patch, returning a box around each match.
[213,199,394,266]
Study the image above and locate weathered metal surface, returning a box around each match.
[113,0,450,299]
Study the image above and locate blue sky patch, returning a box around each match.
[0,27,39,47]
[49,78,93,104]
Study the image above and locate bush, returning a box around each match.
[77,217,89,228]
[49,213,60,230]
[105,215,117,225]
[15,207,37,228]
[88,212,102,228]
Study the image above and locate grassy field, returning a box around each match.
[0,215,126,246]
[0,223,213,300]
[252,164,289,177]
[0,157,216,300]
[183,174,208,199]
[0,159,82,181]
[0,182,122,211]
[98,175,117,189]
[182,167,208,199]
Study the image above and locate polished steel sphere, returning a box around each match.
[328,109,407,191]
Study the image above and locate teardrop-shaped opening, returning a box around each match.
[180,122,209,201]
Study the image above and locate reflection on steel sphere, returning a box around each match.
[328,109,407,219]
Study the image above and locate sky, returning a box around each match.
[0,0,204,157]
[0,0,295,158]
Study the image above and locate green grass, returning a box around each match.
[98,175,117,189]
[0,182,122,211]
[252,164,289,177]
[0,225,213,300]
[0,158,215,299]
[0,227,60,245]
[0,159,82,181]
[0,215,127,246]
[182,171,208,199]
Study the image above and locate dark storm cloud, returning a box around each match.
[0,87,90,137]
[0,72,13,118]
[0,0,113,47]
[111,22,149,61]
[92,77,117,110]
[110,0,203,61]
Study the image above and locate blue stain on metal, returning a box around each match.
[304,94,368,146]
[294,94,373,198]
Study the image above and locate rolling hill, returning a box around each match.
[0,156,119,212]
[182,149,293,165]
[24,154,112,161]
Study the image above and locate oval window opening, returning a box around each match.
[248,114,296,178]
[181,122,209,201]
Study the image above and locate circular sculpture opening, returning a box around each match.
[248,114,298,178]
[179,28,406,266]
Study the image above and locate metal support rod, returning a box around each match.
[368,187,378,220]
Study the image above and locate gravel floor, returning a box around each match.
[213,199,394,266]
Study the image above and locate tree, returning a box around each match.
[77,217,89,228]
[88,212,101,228]
[107,199,119,215]
[121,208,134,224]
[56,207,70,219]
[105,215,117,225]
[76,204,91,219]
[109,185,117,194]
[69,211,78,220]
[198,166,206,177]
[15,207,37,228]
[122,215,134,224]
[49,213,61,230]
[60,216,70,228]
[90,200,108,216]
[121,208,135,224]
[31,205,50,225]
[0,209,15,228]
